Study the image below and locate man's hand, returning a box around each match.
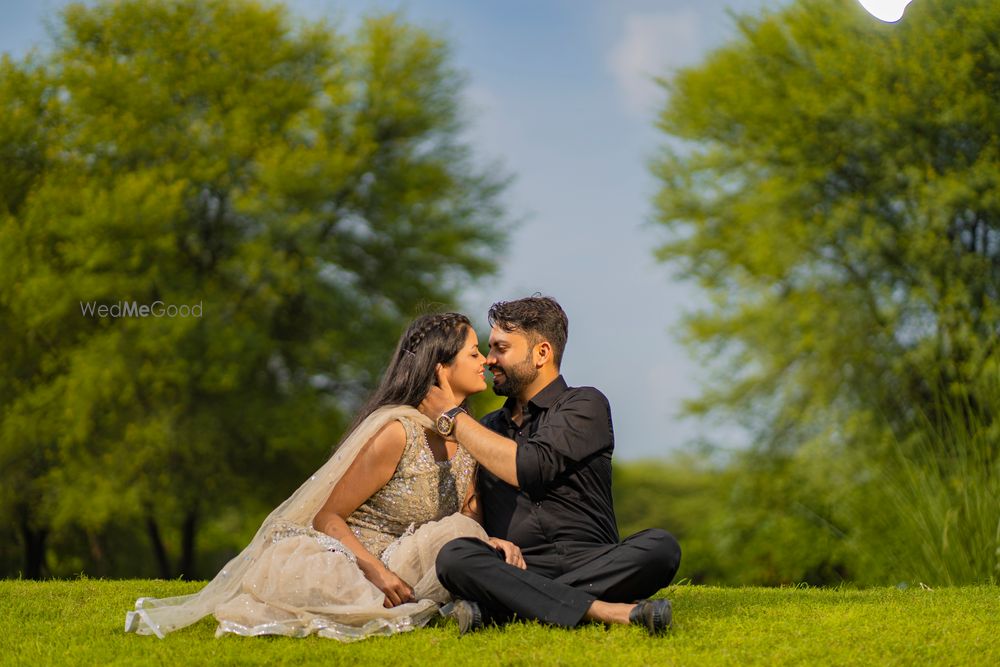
[419,366,459,422]
[421,367,521,486]
[486,537,526,570]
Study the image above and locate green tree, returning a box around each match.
[0,54,64,579]
[0,0,507,578]
[652,0,1000,584]
[653,0,999,455]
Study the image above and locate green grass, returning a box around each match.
[2,580,999,665]
[871,386,1000,586]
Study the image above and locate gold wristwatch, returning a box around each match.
[435,406,467,437]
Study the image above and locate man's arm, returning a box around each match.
[447,391,611,494]
[420,382,520,486]
[514,388,612,498]
[420,375,612,491]
[452,412,519,486]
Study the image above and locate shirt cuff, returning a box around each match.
[515,444,545,499]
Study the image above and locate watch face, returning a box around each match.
[436,415,452,435]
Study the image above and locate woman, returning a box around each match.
[125,313,522,641]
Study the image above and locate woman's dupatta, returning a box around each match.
[124,405,434,638]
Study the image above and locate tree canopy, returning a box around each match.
[652,0,1000,585]
[654,0,1000,454]
[0,0,508,578]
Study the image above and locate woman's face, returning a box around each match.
[441,327,487,397]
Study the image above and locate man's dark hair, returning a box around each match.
[488,295,569,368]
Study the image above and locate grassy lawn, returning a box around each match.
[2,579,998,665]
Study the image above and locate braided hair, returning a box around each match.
[345,312,473,434]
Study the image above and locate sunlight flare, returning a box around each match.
[858,0,914,22]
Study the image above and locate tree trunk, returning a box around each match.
[179,508,198,580]
[18,518,47,580]
[146,516,172,579]
[87,530,108,577]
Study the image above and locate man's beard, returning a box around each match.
[491,355,538,397]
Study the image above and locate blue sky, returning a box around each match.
[1,0,794,459]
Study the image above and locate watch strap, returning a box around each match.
[444,406,467,419]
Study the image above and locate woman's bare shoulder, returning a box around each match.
[361,419,409,461]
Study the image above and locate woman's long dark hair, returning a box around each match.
[343,312,473,438]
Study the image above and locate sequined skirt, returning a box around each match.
[212,512,487,641]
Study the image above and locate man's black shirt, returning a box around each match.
[477,375,619,551]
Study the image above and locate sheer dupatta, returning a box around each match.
[124,405,434,638]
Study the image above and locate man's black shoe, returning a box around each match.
[629,598,673,635]
[439,599,483,635]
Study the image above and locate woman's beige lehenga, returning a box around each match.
[124,406,488,641]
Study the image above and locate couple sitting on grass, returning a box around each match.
[126,296,681,641]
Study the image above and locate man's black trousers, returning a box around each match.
[435,528,681,627]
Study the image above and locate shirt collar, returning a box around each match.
[527,375,568,411]
[499,375,568,423]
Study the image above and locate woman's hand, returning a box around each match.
[486,537,526,570]
[366,565,416,608]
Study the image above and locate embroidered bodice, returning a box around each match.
[346,417,476,560]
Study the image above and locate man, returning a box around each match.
[419,295,680,635]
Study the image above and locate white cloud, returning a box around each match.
[608,10,703,117]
